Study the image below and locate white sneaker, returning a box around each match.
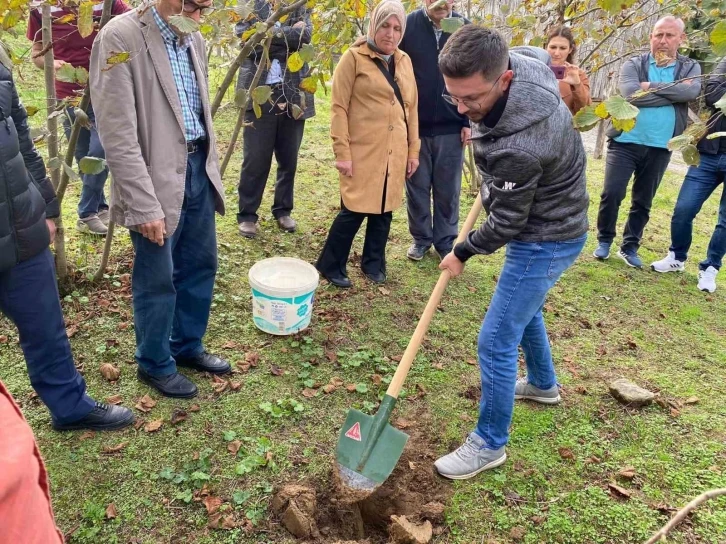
[697,266,718,293]
[651,251,685,273]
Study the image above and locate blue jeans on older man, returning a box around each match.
[64,104,109,219]
[475,235,586,449]
[669,153,726,271]
[130,147,218,377]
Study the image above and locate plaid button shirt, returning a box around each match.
[152,8,206,142]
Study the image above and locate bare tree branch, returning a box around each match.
[644,488,726,544]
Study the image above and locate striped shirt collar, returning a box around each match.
[152,7,192,50]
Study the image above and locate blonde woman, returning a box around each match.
[316,0,420,288]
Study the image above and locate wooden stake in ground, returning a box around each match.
[644,488,726,544]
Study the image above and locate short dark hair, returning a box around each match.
[438,25,509,82]
[545,25,577,64]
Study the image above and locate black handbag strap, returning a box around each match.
[372,56,407,126]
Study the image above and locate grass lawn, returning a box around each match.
[1,40,725,544]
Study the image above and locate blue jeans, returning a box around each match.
[64,104,109,218]
[130,148,218,377]
[669,153,726,271]
[0,249,95,424]
[475,235,586,449]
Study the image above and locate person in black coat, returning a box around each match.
[0,50,133,431]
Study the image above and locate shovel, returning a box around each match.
[335,192,484,497]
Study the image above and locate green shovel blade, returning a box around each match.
[336,396,409,487]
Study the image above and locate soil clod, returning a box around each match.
[272,485,319,539]
[389,515,433,544]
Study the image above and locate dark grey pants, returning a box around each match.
[597,140,672,252]
[237,107,305,223]
[405,133,464,254]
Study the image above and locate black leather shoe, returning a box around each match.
[320,272,351,288]
[53,402,135,432]
[277,215,297,232]
[364,271,387,284]
[175,351,231,375]
[137,368,198,398]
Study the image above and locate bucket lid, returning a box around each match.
[248,257,320,294]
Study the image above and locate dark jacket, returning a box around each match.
[607,52,702,141]
[455,47,589,260]
[697,57,726,156]
[0,58,58,274]
[399,8,469,137]
[235,0,315,120]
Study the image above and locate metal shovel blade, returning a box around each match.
[336,405,409,491]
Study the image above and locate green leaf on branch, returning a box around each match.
[440,17,465,34]
[291,104,304,120]
[169,15,199,35]
[62,162,79,181]
[604,95,639,120]
[234,0,253,19]
[572,105,600,132]
[287,52,304,73]
[253,102,262,118]
[75,67,88,85]
[300,76,318,94]
[714,95,726,115]
[78,1,95,39]
[105,51,131,67]
[612,117,635,132]
[73,108,92,129]
[299,43,315,63]
[683,122,708,143]
[706,131,726,140]
[234,88,248,108]
[79,157,107,175]
[25,105,39,117]
[47,157,63,171]
[594,102,608,119]
[56,64,79,83]
[667,134,691,152]
[251,85,272,105]
[682,145,700,166]
[597,0,636,15]
[710,20,726,57]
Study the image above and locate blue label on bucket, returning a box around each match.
[251,288,315,336]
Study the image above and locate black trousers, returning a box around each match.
[597,140,672,252]
[237,106,306,223]
[316,204,393,278]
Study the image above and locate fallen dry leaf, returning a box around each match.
[202,495,222,515]
[135,394,157,413]
[170,409,188,426]
[510,527,526,541]
[212,375,226,384]
[270,364,284,376]
[575,386,589,395]
[105,503,117,519]
[466,358,477,366]
[211,381,228,394]
[331,377,344,387]
[144,419,163,433]
[618,467,636,480]
[101,442,128,454]
[237,362,251,372]
[371,374,383,386]
[222,340,241,349]
[264,451,273,465]
[134,419,145,431]
[408,461,417,470]
[105,394,123,405]
[585,455,602,465]
[227,440,242,455]
[345,384,357,392]
[531,515,546,526]
[0,335,8,343]
[558,447,575,460]
[432,362,444,370]
[626,337,638,350]
[229,381,242,391]
[390,355,402,362]
[65,326,78,338]
[378,286,391,296]
[325,351,337,363]
[189,404,201,412]
[99,363,120,381]
[670,408,681,418]
[244,352,259,367]
[608,483,631,499]
[322,384,336,394]
[302,388,318,398]
[79,431,96,441]
[394,418,414,429]
[684,396,699,405]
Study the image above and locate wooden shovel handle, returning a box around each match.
[386,192,483,399]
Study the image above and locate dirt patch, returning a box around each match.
[274,415,452,543]
[461,384,481,402]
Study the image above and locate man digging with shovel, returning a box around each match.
[434,26,589,480]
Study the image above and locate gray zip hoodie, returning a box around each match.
[455,47,589,260]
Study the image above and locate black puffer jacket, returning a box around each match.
[0,58,58,274]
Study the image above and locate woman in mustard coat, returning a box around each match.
[315,0,420,288]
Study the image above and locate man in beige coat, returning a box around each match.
[90,0,230,398]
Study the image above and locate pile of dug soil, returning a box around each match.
[273,421,452,543]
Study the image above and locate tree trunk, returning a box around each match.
[220,107,246,179]
[41,4,68,279]
[593,119,607,160]
[93,221,116,281]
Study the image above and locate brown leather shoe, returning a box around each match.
[277,215,297,232]
[238,221,257,238]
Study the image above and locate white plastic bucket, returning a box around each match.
[248,257,320,336]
